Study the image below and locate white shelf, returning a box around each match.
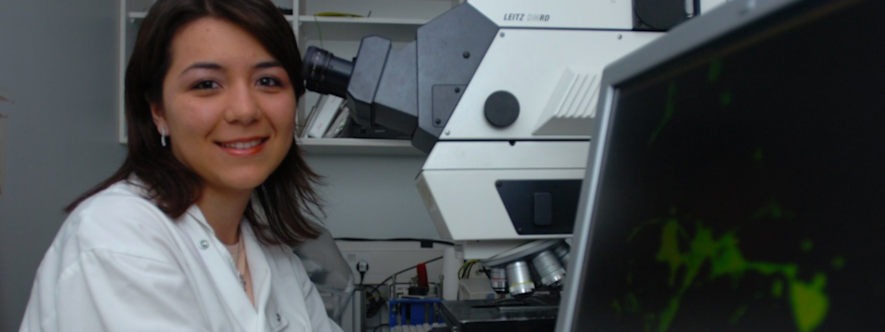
[298,15,428,25]
[128,11,296,22]
[298,138,424,156]
[298,16,426,42]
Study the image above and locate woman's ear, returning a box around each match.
[150,102,168,134]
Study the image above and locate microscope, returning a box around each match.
[302,0,719,330]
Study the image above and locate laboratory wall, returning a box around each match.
[0,1,126,330]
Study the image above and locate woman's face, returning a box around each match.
[151,17,295,196]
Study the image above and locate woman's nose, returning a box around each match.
[224,83,262,124]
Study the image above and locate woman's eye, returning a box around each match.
[193,81,219,90]
[258,77,281,87]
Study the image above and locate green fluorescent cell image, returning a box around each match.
[730,305,749,324]
[648,82,677,145]
[615,206,830,332]
[721,91,733,106]
[791,274,829,332]
[773,279,784,298]
[801,239,813,252]
[831,256,845,270]
[709,58,723,83]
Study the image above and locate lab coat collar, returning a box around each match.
[183,205,271,331]
[242,223,274,330]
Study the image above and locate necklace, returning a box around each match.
[223,233,247,290]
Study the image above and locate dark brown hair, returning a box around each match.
[67,0,322,245]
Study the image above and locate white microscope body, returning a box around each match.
[419,0,661,261]
[303,0,726,300]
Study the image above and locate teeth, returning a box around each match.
[221,139,262,150]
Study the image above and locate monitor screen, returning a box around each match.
[566,0,885,331]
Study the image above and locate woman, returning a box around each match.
[19,0,342,331]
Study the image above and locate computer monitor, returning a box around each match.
[556,0,885,331]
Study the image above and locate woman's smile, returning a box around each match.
[216,137,269,156]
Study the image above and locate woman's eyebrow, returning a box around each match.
[179,61,282,77]
[255,61,283,69]
[179,62,221,77]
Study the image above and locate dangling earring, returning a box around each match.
[161,127,167,147]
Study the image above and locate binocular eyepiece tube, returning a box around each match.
[301,46,354,99]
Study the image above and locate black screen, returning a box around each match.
[578,0,885,331]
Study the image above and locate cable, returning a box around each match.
[357,260,369,286]
[458,259,480,279]
[312,15,324,49]
[363,256,445,319]
[378,256,444,288]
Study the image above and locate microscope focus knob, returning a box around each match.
[484,91,520,128]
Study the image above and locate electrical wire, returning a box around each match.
[458,259,480,279]
[382,256,444,286]
[362,256,445,318]
[311,15,324,49]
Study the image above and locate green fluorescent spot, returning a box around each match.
[831,256,845,270]
[754,199,796,220]
[659,298,681,332]
[802,239,813,252]
[649,83,677,145]
[730,305,749,324]
[644,313,656,332]
[790,274,829,332]
[773,279,784,298]
[711,237,746,277]
[656,220,685,286]
[617,209,829,332]
[754,148,763,161]
[625,292,641,313]
[629,219,661,243]
[709,58,723,83]
[721,91,733,106]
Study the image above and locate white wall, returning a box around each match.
[0,1,126,330]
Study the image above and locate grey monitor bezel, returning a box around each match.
[554,0,806,330]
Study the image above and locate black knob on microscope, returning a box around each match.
[484,91,520,128]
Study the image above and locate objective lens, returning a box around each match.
[532,250,566,288]
[506,261,535,296]
[301,46,354,98]
[554,243,570,269]
[489,268,507,294]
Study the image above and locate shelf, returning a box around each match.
[297,138,425,156]
[298,15,427,25]
[128,11,296,22]
[299,16,426,42]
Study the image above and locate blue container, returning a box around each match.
[388,298,444,327]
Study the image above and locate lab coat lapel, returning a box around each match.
[183,205,258,331]
[242,225,272,331]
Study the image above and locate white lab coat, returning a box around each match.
[19,179,343,332]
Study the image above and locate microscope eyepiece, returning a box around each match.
[301,46,354,98]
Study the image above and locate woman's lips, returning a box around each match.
[216,137,268,156]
